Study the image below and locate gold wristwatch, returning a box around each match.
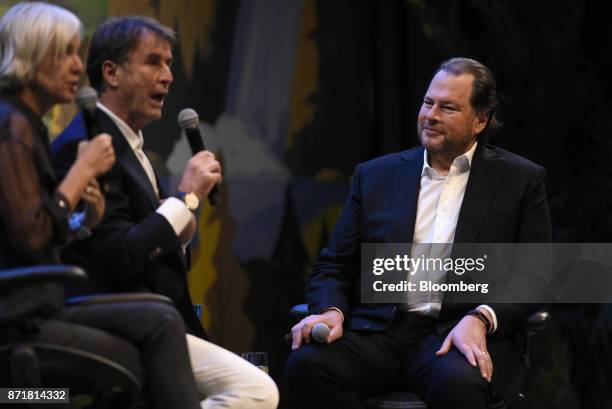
[176,191,200,212]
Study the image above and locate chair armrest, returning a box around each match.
[0,265,87,287]
[522,310,551,331]
[290,303,309,319]
[0,342,141,402]
[66,292,174,307]
[285,304,310,344]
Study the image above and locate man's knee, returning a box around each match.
[285,346,324,386]
[427,355,489,408]
[434,368,487,397]
[246,375,279,409]
[138,301,185,333]
[138,300,181,318]
[285,344,346,396]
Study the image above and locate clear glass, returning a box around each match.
[241,352,269,373]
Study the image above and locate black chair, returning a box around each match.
[0,342,141,409]
[0,265,142,409]
[66,292,174,307]
[289,304,550,409]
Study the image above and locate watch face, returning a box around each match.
[185,192,199,210]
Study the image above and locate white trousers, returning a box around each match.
[186,334,279,409]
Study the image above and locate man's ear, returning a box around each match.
[101,60,120,89]
[473,111,488,135]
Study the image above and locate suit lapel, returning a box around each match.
[453,144,505,243]
[396,147,424,242]
[98,110,160,210]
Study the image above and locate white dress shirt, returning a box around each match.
[97,102,192,237]
[405,142,497,332]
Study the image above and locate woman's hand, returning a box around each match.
[81,179,105,229]
[76,134,115,177]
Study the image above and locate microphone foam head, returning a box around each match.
[311,322,330,343]
[178,108,199,130]
[75,86,98,111]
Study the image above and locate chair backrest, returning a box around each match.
[0,342,141,409]
[0,265,87,327]
[0,266,141,409]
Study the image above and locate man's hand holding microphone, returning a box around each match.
[290,309,344,350]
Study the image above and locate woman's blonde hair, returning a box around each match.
[0,2,83,90]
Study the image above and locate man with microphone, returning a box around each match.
[52,15,278,409]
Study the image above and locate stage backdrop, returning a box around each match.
[0,1,376,398]
[2,1,612,408]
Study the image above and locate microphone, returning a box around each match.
[75,86,111,194]
[75,87,101,139]
[283,322,331,345]
[311,323,330,343]
[177,108,218,206]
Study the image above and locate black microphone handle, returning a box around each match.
[82,108,101,140]
[81,108,110,194]
[185,128,218,206]
[185,128,205,152]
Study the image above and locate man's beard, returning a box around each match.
[417,126,446,153]
[418,127,473,157]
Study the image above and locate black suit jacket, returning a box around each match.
[306,143,551,398]
[51,109,206,339]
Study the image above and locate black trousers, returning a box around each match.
[285,312,495,409]
[2,301,201,409]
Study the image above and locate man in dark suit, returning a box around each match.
[52,16,278,409]
[285,58,551,409]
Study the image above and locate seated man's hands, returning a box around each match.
[436,310,492,382]
[178,150,222,201]
[291,309,343,350]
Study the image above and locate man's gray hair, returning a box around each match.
[0,2,83,91]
